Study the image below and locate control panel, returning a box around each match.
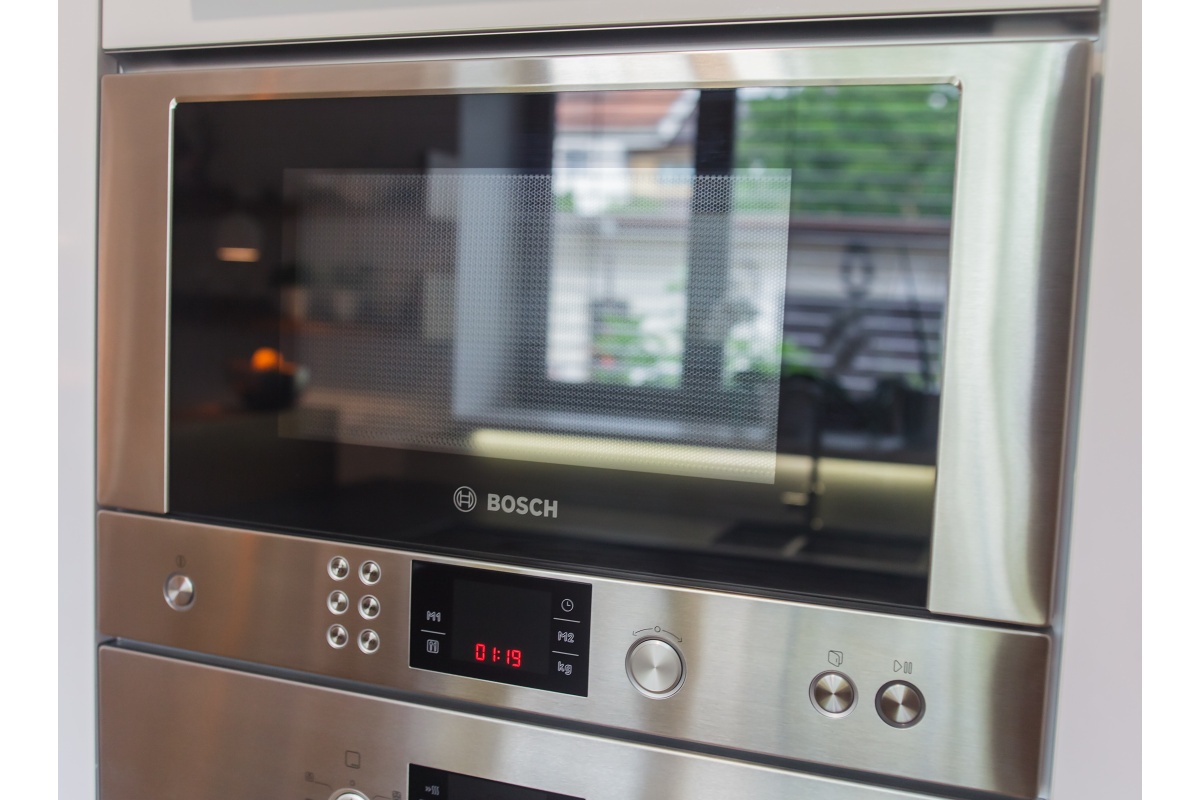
[98,511,1051,798]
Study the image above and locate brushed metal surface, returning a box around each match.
[100,0,1101,52]
[101,646,972,800]
[99,512,1052,797]
[925,38,1091,627]
[97,38,1090,626]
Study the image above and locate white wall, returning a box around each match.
[1047,0,1141,797]
[60,0,101,796]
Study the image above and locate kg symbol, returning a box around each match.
[453,486,477,512]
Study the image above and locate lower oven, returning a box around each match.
[101,645,994,800]
[97,27,1092,800]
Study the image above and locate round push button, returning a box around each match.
[358,629,380,654]
[327,590,349,615]
[809,671,857,717]
[359,560,382,585]
[331,791,368,800]
[626,638,684,698]
[328,556,350,581]
[876,680,925,728]
[163,573,194,611]
[359,595,380,619]
[327,624,349,649]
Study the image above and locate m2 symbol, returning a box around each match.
[453,486,477,512]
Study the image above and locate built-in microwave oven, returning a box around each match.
[97,33,1091,800]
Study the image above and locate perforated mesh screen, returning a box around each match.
[283,169,791,483]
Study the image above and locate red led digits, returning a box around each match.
[472,643,524,668]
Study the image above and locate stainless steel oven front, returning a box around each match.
[97,34,1091,800]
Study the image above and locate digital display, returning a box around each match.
[451,579,551,675]
[410,561,591,696]
[410,764,584,800]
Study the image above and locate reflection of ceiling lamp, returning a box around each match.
[470,427,934,534]
[214,212,263,263]
[216,246,260,263]
[470,428,777,485]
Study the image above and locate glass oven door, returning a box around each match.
[167,84,958,609]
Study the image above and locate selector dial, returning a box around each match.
[876,681,925,728]
[809,671,857,717]
[626,637,685,698]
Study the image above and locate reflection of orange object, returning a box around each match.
[251,347,282,372]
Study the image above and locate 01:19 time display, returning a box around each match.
[474,642,523,669]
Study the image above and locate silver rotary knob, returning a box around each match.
[163,573,195,610]
[876,681,925,728]
[626,638,685,698]
[809,671,857,717]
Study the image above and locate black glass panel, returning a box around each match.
[410,764,584,800]
[409,561,591,695]
[169,86,959,609]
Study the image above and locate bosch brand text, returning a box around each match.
[486,494,558,518]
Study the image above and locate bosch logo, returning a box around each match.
[453,486,477,512]
[453,486,558,517]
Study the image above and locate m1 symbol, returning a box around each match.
[453,486,477,512]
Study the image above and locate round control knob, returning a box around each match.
[626,638,684,698]
[809,671,857,717]
[331,791,368,800]
[876,680,925,728]
[163,573,195,610]
[359,595,380,619]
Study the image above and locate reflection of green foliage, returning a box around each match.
[555,192,575,212]
[735,85,959,218]
[780,339,819,378]
[727,338,819,386]
[604,195,667,215]
[592,310,680,386]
